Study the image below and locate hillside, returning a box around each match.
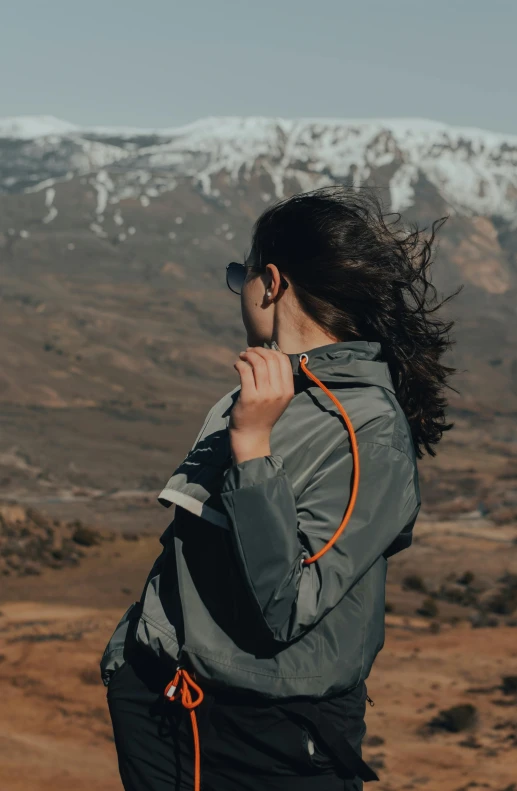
[0,115,516,523]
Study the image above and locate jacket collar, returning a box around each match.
[265,340,396,394]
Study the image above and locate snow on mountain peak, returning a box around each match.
[1,115,517,222]
[0,115,79,140]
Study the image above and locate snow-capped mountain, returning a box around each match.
[0,112,516,415]
[1,115,517,223]
[0,114,516,515]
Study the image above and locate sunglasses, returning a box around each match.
[226,261,290,296]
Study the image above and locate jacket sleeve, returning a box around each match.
[220,441,420,643]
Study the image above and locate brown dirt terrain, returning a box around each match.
[1,506,516,791]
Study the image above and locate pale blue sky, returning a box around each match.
[2,0,516,134]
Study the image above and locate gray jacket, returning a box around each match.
[100,340,421,698]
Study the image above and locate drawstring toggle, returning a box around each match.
[164,666,204,791]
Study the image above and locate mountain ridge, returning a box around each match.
[2,113,517,141]
[0,113,516,520]
[1,115,517,221]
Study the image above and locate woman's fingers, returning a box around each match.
[234,358,258,397]
[231,347,295,436]
[261,347,294,397]
[245,350,270,392]
[242,347,293,398]
[243,348,282,394]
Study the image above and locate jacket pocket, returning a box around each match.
[134,567,181,662]
[134,610,180,659]
[106,659,128,689]
[302,728,335,770]
[100,601,141,686]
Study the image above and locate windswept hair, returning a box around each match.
[249,185,461,459]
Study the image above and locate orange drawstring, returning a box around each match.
[164,667,204,791]
[299,353,360,566]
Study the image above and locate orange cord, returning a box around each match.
[164,668,204,791]
[299,353,360,566]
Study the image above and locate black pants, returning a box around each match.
[107,646,369,791]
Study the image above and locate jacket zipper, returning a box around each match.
[366,695,375,707]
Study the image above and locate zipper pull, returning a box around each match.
[366,694,375,707]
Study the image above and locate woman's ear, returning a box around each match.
[265,263,283,298]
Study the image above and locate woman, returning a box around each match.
[101,186,459,791]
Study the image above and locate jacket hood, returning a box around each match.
[263,339,396,394]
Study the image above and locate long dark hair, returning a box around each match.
[249,185,461,459]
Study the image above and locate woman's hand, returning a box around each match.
[229,346,295,464]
